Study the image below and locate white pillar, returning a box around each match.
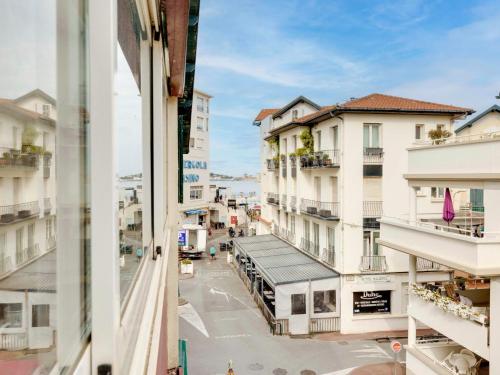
[409,186,418,223]
[483,182,500,238]
[490,277,500,374]
[408,255,417,346]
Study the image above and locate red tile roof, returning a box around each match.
[294,105,336,123]
[254,108,279,121]
[339,93,473,114]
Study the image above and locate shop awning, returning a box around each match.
[234,234,339,286]
[184,209,207,216]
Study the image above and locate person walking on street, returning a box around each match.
[209,245,216,260]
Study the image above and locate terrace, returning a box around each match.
[300,198,339,220]
[266,193,280,206]
[299,149,340,169]
[0,201,40,225]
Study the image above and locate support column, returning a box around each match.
[489,276,500,374]
[409,186,418,223]
[483,182,500,238]
[408,255,417,346]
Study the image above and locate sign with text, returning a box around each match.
[353,290,391,314]
[178,230,187,246]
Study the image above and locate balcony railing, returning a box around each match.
[322,247,335,267]
[360,255,387,272]
[300,238,319,257]
[299,150,340,169]
[363,147,384,164]
[289,155,297,178]
[266,193,279,205]
[290,196,297,212]
[281,194,287,209]
[300,199,339,220]
[416,257,441,271]
[363,200,382,217]
[266,159,279,171]
[16,244,40,266]
[0,201,40,224]
[275,227,295,244]
[0,147,39,170]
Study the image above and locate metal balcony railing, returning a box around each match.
[363,147,384,164]
[363,201,382,217]
[0,201,40,224]
[299,150,340,169]
[281,194,287,209]
[276,227,295,244]
[266,159,279,171]
[300,238,319,257]
[0,147,39,169]
[300,199,339,220]
[360,255,387,272]
[266,193,279,205]
[16,244,40,266]
[322,247,335,267]
[290,196,297,212]
[416,257,441,271]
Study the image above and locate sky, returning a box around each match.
[194,0,500,176]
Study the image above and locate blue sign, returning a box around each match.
[184,160,207,169]
[178,230,187,246]
[183,174,200,183]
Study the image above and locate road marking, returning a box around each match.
[178,303,209,338]
[214,333,251,339]
[207,285,261,318]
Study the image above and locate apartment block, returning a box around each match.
[255,94,472,334]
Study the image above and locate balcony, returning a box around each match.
[289,196,297,212]
[300,199,339,220]
[273,226,295,244]
[363,147,384,164]
[281,194,287,210]
[16,244,40,266]
[300,238,319,257]
[299,150,340,169]
[363,200,382,217]
[359,255,387,272]
[0,201,40,224]
[266,158,279,171]
[321,247,335,267]
[416,257,441,271]
[266,193,279,206]
[407,131,500,179]
[0,147,39,171]
[380,217,500,276]
[409,293,490,360]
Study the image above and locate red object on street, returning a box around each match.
[231,216,238,225]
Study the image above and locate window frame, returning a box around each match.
[291,293,306,315]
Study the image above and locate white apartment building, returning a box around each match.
[0,89,57,351]
[0,0,201,374]
[255,94,472,334]
[179,89,212,228]
[380,107,500,374]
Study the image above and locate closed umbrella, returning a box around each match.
[442,188,455,225]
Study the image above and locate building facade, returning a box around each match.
[380,124,500,374]
[179,89,211,228]
[0,0,200,374]
[255,94,472,334]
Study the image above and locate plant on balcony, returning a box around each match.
[428,128,452,145]
[410,284,488,325]
[299,129,314,154]
[280,154,286,161]
[288,152,296,160]
[22,126,40,146]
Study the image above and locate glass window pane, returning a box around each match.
[291,293,306,315]
[372,125,380,147]
[363,125,370,148]
[313,290,336,313]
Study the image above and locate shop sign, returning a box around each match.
[353,290,391,314]
[184,160,207,169]
[359,275,392,283]
[178,230,187,246]
[183,174,200,183]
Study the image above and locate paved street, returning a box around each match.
[179,235,402,375]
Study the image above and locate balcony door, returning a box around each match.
[303,219,310,242]
[331,126,338,150]
[314,177,321,202]
[363,124,381,149]
[363,230,380,256]
[28,224,35,250]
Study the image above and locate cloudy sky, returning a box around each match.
[194,0,500,176]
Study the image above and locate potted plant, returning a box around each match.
[428,128,452,145]
[322,153,331,166]
[180,258,194,274]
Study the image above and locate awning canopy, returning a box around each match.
[234,234,339,286]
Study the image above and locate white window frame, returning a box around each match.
[431,187,445,200]
[415,124,424,141]
[363,123,382,148]
[190,186,203,200]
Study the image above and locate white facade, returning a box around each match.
[380,126,500,374]
[255,95,469,334]
[179,89,211,228]
[0,90,57,352]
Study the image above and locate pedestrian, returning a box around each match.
[209,245,216,260]
[136,247,143,262]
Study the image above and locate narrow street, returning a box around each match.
[179,234,400,375]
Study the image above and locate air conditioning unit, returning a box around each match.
[319,209,331,217]
[307,207,317,215]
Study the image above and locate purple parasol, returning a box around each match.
[442,188,455,224]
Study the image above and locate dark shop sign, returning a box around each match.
[353,290,391,314]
